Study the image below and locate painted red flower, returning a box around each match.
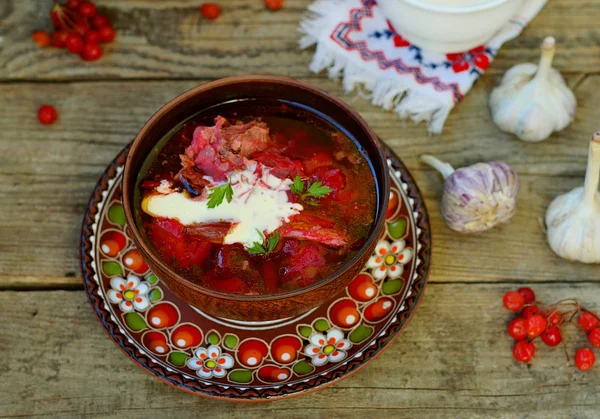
[446,46,490,73]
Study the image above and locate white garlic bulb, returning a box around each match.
[421,155,519,234]
[546,132,600,263]
[489,37,576,142]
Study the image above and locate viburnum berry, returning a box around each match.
[265,0,284,10]
[546,310,562,326]
[65,33,84,54]
[518,287,536,304]
[522,305,540,318]
[578,311,599,333]
[503,291,525,312]
[84,29,101,44]
[200,3,222,20]
[38,105,58,125]
[513,340,535,363]
[508,317,528,341]
[81,42,103,61]
[32,30,51,48]
[527,314,547,339]
[98,26,116,43]
[541,327,562,347]
[91,15,110,29]
[65,0,81,9]
[52,29,70,48]
[78,1,97,18]
[574,348,595,371]
[588,328,600,348]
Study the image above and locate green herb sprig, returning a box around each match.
[246,230,280,256]
[206,181,234,209]
[290,175,332,200]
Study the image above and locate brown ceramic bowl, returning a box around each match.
[123,75,389,321]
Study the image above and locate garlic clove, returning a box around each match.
[421,155,519,234]
[545,132,600,263]
[489,37,576,142]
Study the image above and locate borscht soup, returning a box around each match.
[136,100,377,296]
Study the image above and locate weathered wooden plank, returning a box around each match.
[1,75,599,288]
[0,0,598,81]
[1,285,598,418]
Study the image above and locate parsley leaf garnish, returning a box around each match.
[206,181,233,209]
[246,229,280,256]
[290,175,332,200]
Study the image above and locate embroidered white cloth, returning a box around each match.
[300,0,547,134]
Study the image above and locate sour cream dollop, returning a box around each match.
[141,163,303,247]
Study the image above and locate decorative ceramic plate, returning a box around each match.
[80,142,431,401]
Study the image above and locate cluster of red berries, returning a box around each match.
[31,0,115,61]
[503,288,598,371]
[199,0,284,20]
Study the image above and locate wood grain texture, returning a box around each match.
[1,286,598,418]
[0,0,598,81]
[1,75,599,289]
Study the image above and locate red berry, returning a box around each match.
[84,30,101,44]
[50,10,65,28]
[527,314,547,339]
[91,15,111,29]
[72,18,90,35]
[38,105,58,125]
[81,42,103,61]
[200,3,222,20]
[522,305,540,318]
[546,310,562,326]
[265,0,284,10]
[32,30,51,48]
[578,311,599,333]
[575,348,595,371]
[65,0,81,9]
[588,328,600,348]
[507,317,528,341]
[79,2,97,18]
[541,327,562,347]
[52,29,70,48]
[65,33,84,54]
[503,291,525,312]
[513,340,535,363]
[518,287,536,304]
[98,26,116,43]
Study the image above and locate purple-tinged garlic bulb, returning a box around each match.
[421,155,520,233]
[545,132,600,263]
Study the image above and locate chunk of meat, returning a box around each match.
[182,116,272,181]
[279,221,348,248]
[177,155,210,195]
[252,147,304,179]
[312,166,346,199]
[281,243,327,287]
[184,222,232,244]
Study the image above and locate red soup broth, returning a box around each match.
[136,99,378,295]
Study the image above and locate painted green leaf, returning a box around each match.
[388,218,407,239]
[108,204,126,226]
[124,312,147,331]
[313,318,329,332]
[168,351,188,367]
[146,273,159,284]
[382,279,403,295]
[102,261,123,276]
[224,334,238,349]
[228,369,253,383]
[207,333,219,345]
[349,325,373,344]
[148,288,163,302]
[299,326,312,338]
[293,360,315,376]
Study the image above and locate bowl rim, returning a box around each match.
[123,75,390,302]
[400,0,516,14]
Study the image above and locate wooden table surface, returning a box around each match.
[1,1,599,418]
